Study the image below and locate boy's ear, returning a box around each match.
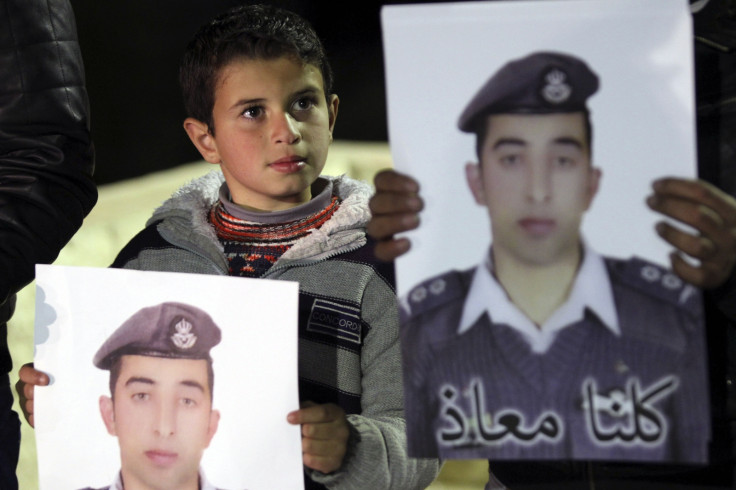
[183,117,221,164]
[327,94,339,139]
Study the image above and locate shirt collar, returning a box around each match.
[112,467,214,490]
[458,242,620,352]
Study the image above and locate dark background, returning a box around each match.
[69,0,451,185]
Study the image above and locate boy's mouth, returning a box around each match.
[270,156,306,174]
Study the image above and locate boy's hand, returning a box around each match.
[367,169,424,262]
[647,177,736,289]
[15,363,49,428]
[287,401,350,474]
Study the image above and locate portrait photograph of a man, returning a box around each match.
[382,0,709,463]
[80,302,223,490]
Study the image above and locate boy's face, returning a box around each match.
[184,56,339,212]
[466,112,600,267]
[99,355,220,490]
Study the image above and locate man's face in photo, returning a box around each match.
[99,355,220,490]
[466,112,600,267]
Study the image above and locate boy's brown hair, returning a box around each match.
[179,3,334,135]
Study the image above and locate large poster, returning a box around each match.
[33,265,303,489]
[382,0,709,462]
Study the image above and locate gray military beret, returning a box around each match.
[93,302,222,370]
[458,51,600,133]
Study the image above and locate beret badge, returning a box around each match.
[171,317,198,350]
[541,68,572,105]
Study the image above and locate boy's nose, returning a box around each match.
[272,112,301,144]
[525,162,552,203]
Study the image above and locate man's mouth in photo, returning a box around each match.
[145,450,178,467]
[518,218,556,237]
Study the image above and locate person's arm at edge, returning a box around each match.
[0,0,98,307]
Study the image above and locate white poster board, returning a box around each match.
[34,265,304,490]
[383,0,709,463]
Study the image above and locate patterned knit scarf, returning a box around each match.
[210,196,341,277]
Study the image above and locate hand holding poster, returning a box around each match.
[33,265,304,490]
[382,0,709,463]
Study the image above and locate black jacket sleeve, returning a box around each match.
[0,0,98,310]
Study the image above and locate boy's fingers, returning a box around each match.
[287,401,349,474]
[302,422,350,446]
[302,418,350,441]
[15,364,45,428]
[304,433,331,450]
[22,380,35,400]
[287,402,344,425]
[303,452,343,474]
[18,363,49,387]
[297,403,344,424]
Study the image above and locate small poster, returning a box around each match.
[33,265,303,489]
[382,0,709,463]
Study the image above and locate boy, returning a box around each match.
[21,4,438,489]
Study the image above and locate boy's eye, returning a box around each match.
[132,393,150,402]
[242,105,264,119]
[292,96,316,112]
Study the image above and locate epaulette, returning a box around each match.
[607,256,702,315]
[401,269,471,320]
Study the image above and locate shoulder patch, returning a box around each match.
[607,256,702,314]
[401,269,472,319]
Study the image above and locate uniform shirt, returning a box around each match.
[401,245,708,463]
[458,244,620,353]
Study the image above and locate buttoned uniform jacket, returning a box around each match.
[401,246,708,463]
